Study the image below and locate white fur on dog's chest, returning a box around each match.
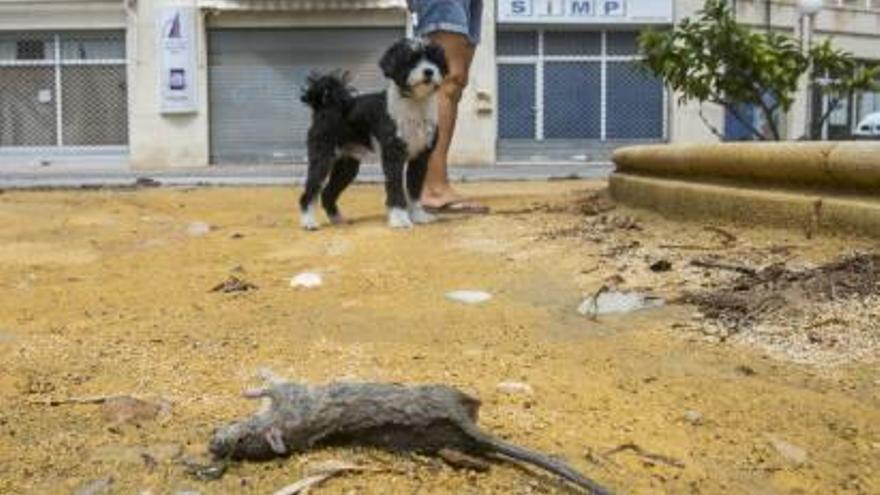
[387,87,437,159]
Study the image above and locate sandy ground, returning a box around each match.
[0,181,878,495]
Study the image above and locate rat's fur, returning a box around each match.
[209,381,613,495]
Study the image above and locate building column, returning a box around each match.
[447,0,497,167]
[127,0,210,170]
[787,13,812,140]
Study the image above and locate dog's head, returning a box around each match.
[379,38,448,99]
[300,70,355,111]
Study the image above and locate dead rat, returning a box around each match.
[209,380,614,495]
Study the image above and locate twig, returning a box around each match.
[270,461,378,495]
[659,244,720,251]
[690,260,758,277]
[271,473,334,495]
[584,285,610,321]
[804,317,846,330]
[703,226,737,246]
[438,448,491,472]
[29,395,119,406]
[603,443,685,469]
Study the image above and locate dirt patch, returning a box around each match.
[1,182,879,495]
[683,254,880,366]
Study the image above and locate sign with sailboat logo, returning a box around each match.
[158,7,198,113]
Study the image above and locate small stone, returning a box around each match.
[73,478,113,495]
[766,435,808,466]
[735,365,757,376]
[101,396,168,425]
[210,275,257,293]
[683,410,704,425]
[291,272,323,289]
[650,260,673,272]
[446,290,492,305]
[186,221,213,237]
[496,381,534,395]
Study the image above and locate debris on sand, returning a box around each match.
[446,290,492,305]
[209,380,613,494]
[649,260,673,273]
[603,442,685,469]
[683,410,704,426]
[578,291,664,318]
[765,434,808,466]
[576,190,616,217]
[73,478,113,495]
[101,395,170,425]
[682,253,880,365]
[210,275,258,293]
[290,272,323,289]
[186,221,213,237]
[270,460,386,495]
[496,381,534,396]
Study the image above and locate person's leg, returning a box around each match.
[420,31,487,212]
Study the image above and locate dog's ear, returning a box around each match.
[379,39,407,78]
[300,71,326,107]
[340,70,353,86]
[425,43,449,77]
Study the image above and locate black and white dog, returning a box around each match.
[298,38,448,230]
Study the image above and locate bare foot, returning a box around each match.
[421,188,489,214]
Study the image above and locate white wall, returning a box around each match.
[0,0,123,30]
[667,0,726,144]
[127,0,209,169]
[448,0,498,167]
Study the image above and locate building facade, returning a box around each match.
[0,0,878,168]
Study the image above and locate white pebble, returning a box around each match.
[186,221,212,237]
[497,381,534,395]
[290,272,323,289]
[446,290,492,304]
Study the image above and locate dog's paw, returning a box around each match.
[409,203,436,225]
[388,207,413,229]
[300,210,320,231]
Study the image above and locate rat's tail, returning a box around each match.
[473,429,615,495]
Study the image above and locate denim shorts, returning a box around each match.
[409,0,483,45]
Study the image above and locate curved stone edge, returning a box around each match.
[609,173,880,239]
[612,142,880,192]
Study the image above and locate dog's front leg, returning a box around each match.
[300,143,335,231]
[381,139,412,229]
[406,150,435,225]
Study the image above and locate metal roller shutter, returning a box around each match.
[208,28,402,165]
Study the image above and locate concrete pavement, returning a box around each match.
[0,162,613,189]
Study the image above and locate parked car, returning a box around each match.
[853,112,880,138]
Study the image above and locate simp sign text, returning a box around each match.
[498,0,673,24]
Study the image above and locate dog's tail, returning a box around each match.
[300,70,355,113]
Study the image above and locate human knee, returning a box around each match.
[442,72,468,101]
